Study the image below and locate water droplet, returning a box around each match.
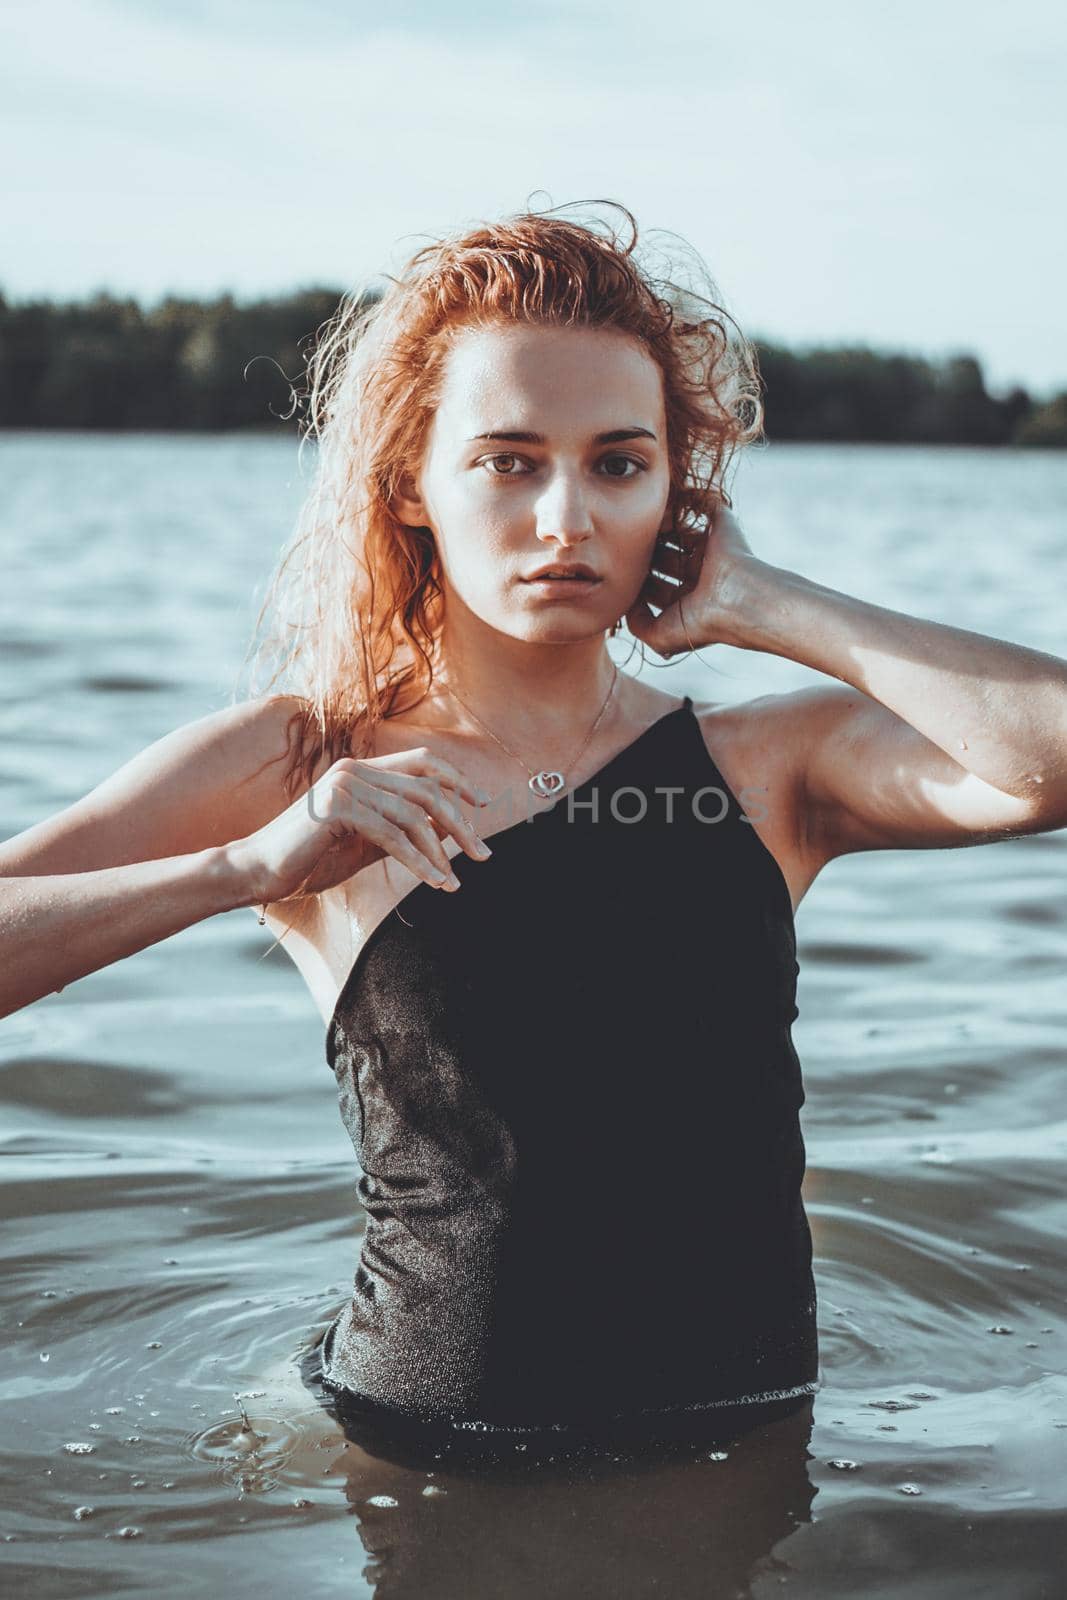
[145,1341,162,1350]
[366,1494,399,1508]
[114,1526,142,1539]
[39,1352,50,1363]
[292,1497,312,1508]
[63,1443,95,1456]
[989,1325,1014,1335]
[899,1483,922,1496]
[105,1407,124,1415]
[72,1506,94,1521]
[422,1484,447,1496]
[828,1459,860,1471]
[704,1450,729,1461]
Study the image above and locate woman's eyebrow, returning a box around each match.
[465,426,658,445]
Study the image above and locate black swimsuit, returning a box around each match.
[313,694,819,1457]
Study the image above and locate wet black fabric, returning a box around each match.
[319,695,819,1442]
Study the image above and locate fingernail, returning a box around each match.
[473,840,492,858]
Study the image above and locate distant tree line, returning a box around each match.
[0,287,1064,446]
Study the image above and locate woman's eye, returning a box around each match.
[478,453,645,479]
[600,454,644,479]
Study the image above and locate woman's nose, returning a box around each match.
[534,471,595,539]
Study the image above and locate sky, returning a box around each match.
[3,0,1065,399]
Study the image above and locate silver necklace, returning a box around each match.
[441,663,620,800]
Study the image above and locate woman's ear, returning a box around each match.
[391,467,432,530]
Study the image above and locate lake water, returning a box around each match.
[1,433,1065,1598]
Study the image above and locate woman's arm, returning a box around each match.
[0,695,299,1019]
[629,507,1067,857]
[728,564,1067,856]
[0,849,246,1021]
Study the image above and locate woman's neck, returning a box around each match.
[434,640,622,743]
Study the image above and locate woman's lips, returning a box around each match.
[521,575,602,596]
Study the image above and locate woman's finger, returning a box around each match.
[650,542,692,582]
[639,572,687,611]
[359,748,492,810]
[344,794,461,888]
[344,758,493,862]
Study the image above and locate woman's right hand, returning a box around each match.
[224,748,495,909]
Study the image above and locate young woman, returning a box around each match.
[2,204,1065,1471]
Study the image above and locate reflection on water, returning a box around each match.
[1,434,1065,1597]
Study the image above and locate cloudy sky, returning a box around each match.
[3,0,1064,397]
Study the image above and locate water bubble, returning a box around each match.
[72,1506,94,1521]
[146,1341,162,1350]
[868,1399,919,1413]
[827,1459,860,1471]
[704,1450,729,1462]
[40,1353,50,1363]
[113,1526,142,1539]
[105,1407,124,1415]
[41,1290,58,1299]
[422,1485,447,1496]
[63,1443,95,1456]
[366,1494,399,1508]
[989,1325,1014,1336]
[292,1497,312,1509]
[899,1483,922,1496]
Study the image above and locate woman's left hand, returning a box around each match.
[624,500,766,658]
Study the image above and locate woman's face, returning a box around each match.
[395,321,673,642]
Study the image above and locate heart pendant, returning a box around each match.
[529,770,565,798]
